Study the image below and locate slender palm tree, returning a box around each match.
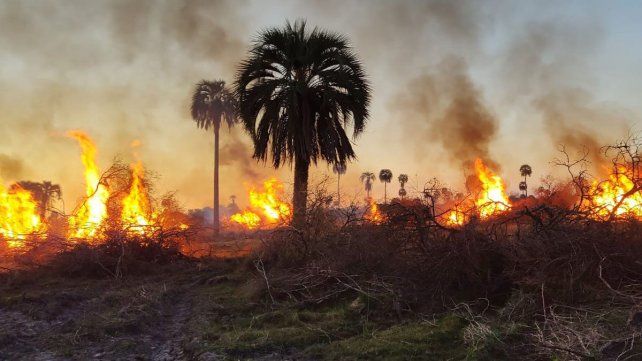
[519,164,532,197]
[398,174,408,199]
[332,162,347,207]
[191,80,238,236]
[379,169,393,203]
[360,172,375,199]
[235,20,370,228]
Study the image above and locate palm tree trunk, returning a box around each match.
[337,174,341,208]
[384,183,387,203]
[524,175,528,197]
[293,156,309,229]
[213,125,220,237]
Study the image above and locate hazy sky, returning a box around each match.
[1,0,641,210]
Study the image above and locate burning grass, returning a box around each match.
[5,137,642,359]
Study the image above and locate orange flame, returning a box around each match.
[230,178,291,229]
[122,160,156,235]
[586,166,642,219]
[364,198,384,224]
[443,207,466,226]
[0,181,45,248]
[66,131,110,240]
[474,158,510,219]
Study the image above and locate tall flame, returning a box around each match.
[230,178,291,229]
[122,160,155,234]
[0,181,44,248]
[474,158,510,218]
[66,131,110,239]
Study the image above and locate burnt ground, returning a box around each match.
[0,259,474,361]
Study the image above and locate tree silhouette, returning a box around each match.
[379,169,393,203]
[519,164,532,197]
[333,162,347,207]
[235,20,370,228]
[191,79,238,236]
[398,174,408,199]
[519,181,528,198]
[15,180,62,219]
[360,172,375,199]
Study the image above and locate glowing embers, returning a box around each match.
[230,178,291,229]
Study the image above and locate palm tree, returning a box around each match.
[360,172,375,199]
[379,169,393,203]
[398,174,408,199]
[16,180,62,219]
[519,164,532,197]
[191,80,238,236]
[519,181,528,198]
[333,162,347,207]
[235,20,371,228]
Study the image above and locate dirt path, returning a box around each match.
[149,290,192,360]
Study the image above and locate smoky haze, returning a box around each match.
[394,58,499,170]
[0,0,639,207]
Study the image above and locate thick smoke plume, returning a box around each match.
[394,58,499,170]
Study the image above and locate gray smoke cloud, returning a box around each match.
[498,20,628,172]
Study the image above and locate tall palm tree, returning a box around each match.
[379,169,393,203]
[332,162,347,207]
[519,164,532,197]
[398,173,408,199]
[235,20,371,228]
[191,80,238,236]
[360,172,375,199]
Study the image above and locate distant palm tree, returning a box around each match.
[230,195,237,205]
[519,164,532,197]
[235,20,370,228]
[333,162,347,207]
[379,169,393,203]
[398,174,408,199]
[519,181,528,198]
[191,80,238,236]
[360,172,375,199]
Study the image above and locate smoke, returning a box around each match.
[499,21,628,171]
[394,58,499,170]
[0,0,252,207]
[219,128,260,180]
[0,154,25,180]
